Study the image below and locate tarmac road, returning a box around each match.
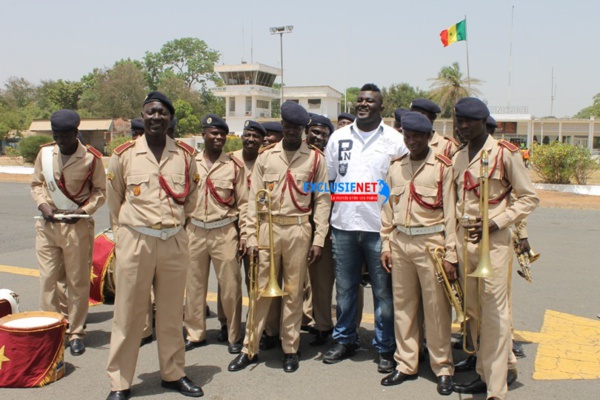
[1,182,599,400]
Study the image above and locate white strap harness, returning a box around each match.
[41,146,79,211]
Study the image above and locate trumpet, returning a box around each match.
[511,230,541,283]
[246,189,287,358]
[427,245,467,324]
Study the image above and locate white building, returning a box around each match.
[283,86,343,118]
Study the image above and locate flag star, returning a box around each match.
[90,269,98,283]
[0,345,10,370]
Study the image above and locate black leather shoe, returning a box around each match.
[454,355,477,372]
[185,339,207,352]
[161,376,203,397]
[323,342,358,364]
[140,335,153,347]
[228,353,258,372]
[228,341,243,354]
[377,351,396,374]
[217,325,228,342]
[512,340,525,358]
[380,370,418,386]
[283,353,299,373]
[453,377,487,394]
[259,334,279,350]
[106,389,130,400]
[507,368,518,386]
[437,375,454,396]
[70,338,85,356]
[309,329,331,346]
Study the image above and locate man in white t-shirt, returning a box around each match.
[323,83,408,373]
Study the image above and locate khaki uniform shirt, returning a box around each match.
[191,150,248,239]
[381,149,457,263]
[106,137,199,228]
[453,135,538,229]
[247,141,331,248]
[430,131,460,159]
[31,141,106,215]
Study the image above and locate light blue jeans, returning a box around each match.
[331,228,396,354]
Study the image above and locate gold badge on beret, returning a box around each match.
[268,183,274,191]
[133,185,141,196]
[207,117,212,124]
[107,171,114,181]
[193,173,200,183]
[245,120,249,127]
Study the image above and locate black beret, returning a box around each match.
[202,114,229,133]
[410,98,441,114]
[400,111,433,134]
[454,97,490,119]
[262,121,283,133]
[243,120,267,136]
[308,114,335,134]
[50,109,80,132]
[131,118,144,131]
[394,108,408,122]
[281,101,310,126]
[337,112,355,123]
[169,117,178,129]
[143,91,175,115]
[486,116,498,129]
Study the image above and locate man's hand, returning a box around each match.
[381,251,392,273]
[238,239,247,259]
[518,238,531,255]
[463,217,499,244]
[308,245,322,265]
[38,203,57,222]
[443,260,458,282]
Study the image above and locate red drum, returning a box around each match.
[0,311,67,387]
[89,229,116,304]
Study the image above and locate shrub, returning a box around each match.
[4,146,20,158]
[529,142,598,184]
[106,135,132,156]
[18,135,54,163]
[223,135,243,153]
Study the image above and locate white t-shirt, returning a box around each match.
[325,120,408,232]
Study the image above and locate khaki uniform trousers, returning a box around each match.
[242,221,312,354]
[458,227,513,400]
[185,223,242,345]
[308,237,335,331]
[107,226,188,390]
[390,230,453,376]
[36,218,92,340]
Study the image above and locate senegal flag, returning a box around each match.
[440,19,467,47]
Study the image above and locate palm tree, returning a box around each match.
[428,62,483,117]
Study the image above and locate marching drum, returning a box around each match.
[89,229,116,304]
[0,311,67,387]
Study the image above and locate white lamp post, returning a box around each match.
[270,25,294,105]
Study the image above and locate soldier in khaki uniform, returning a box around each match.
[379,112,456,395]
[105,92,202,400]
[31,109,106,356]
[184,114,247,354]
[410,98,460,159]
[228,101,331,373]
[451,97,538,400]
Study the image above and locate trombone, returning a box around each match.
[462,149,497,355]
[246,189,287,358]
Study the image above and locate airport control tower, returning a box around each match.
[213,63,281,134]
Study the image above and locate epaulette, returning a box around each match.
[86,144,103,158]
[443,136,460,146]
[308,143,324,156]
[176,139,195,155]
[259,143,276,154]
[391,154,408,164]
[435,153,452,167]
[229,154,244,168]
[39,141,56,148]
[113,140,135,156]
[498,139,519,152]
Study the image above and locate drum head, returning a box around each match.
[0,311,65,329]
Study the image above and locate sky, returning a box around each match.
[1,0,598,118]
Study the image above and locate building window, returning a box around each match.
[229,98,235,112]
[256,100,270,109]
[308,99,321,109]
[245,96,252,115]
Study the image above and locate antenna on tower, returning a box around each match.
[251,20,254,63]
[507,5,514,107]
[241,20,246,63]
[550,68,556,117]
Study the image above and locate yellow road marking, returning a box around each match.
[0,265,40,277]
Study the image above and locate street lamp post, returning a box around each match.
[270,25,293,105]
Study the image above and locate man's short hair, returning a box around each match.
[360,83,381,93]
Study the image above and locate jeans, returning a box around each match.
[331,228,395,354]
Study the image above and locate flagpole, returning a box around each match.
[464,14,471,94]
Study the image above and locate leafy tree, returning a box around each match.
[37,79,83,116]
[381,83,427,118]
[574,93,600,118]
[173,99,202,137]
[428,62,483,117]
[343,87,360,115]
[1,77,37,108]
[144,38,221,90]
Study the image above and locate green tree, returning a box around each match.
[574,93,600,118]
[37,79,83,116]
[343,87,360,115]
[18,135,53,163]
[173,99,202,137]
[428,62,483,117]
[381,83,427,118]
[144,38,221,89]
